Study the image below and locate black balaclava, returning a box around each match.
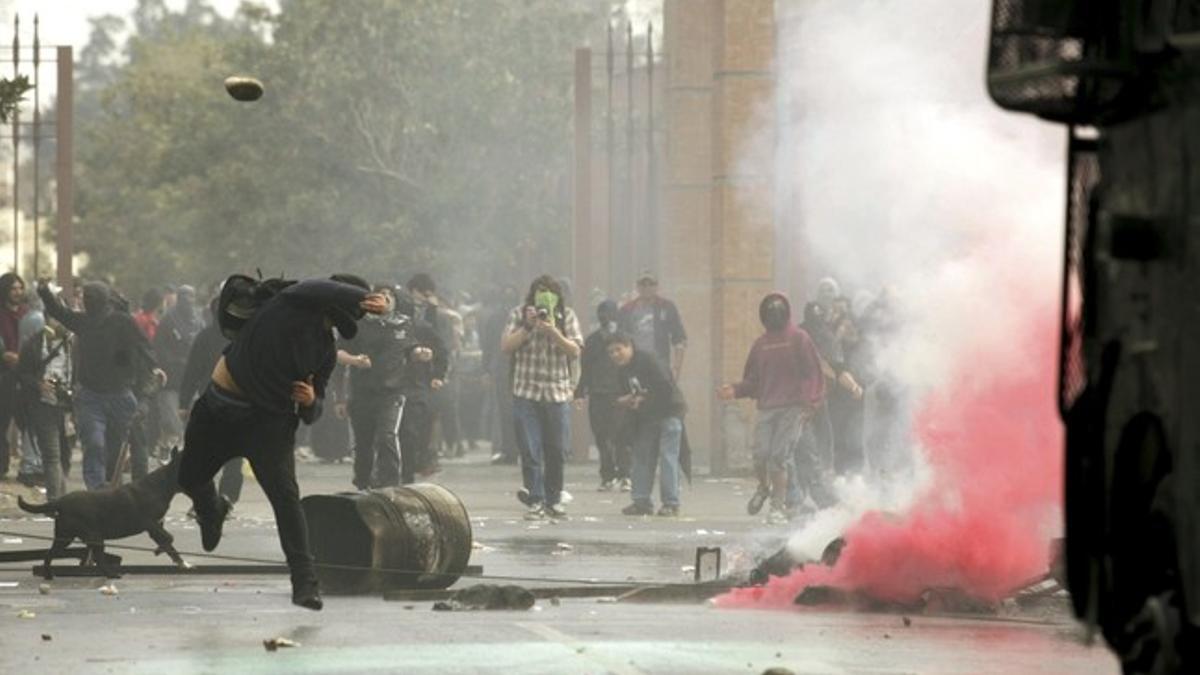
[760,294,791,332]
[83,282,112,318]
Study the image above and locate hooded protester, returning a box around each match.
[39,280,163,489]
[0,272,26,478]
[177,275,388,611]
[154,285,205,450]
[719,292,830,524]
[576,300,631,491]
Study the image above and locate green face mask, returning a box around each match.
[534,290,559,313]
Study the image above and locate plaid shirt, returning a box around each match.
[508,305,583,403]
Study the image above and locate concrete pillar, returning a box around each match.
[711,0,777,474]
[664,0,717,468]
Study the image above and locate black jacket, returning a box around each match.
[224,279,367,423]
[618,349,686,424]
[39,285,156,394]
[575,328,623,398]
[154,304,204,390]
[341,313,420,396]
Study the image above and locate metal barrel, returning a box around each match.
[301,484,473,594]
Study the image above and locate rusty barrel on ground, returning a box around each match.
[301,484,473,594]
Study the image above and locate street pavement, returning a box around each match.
[0,447,1121,674]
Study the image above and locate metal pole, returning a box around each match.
[55,46,72,288]
[646,22,656,279]
[12,14,19,274]
[606,22,615,298]
[32,14,39,279]
[625,21,634,287]
[572,48,592,310]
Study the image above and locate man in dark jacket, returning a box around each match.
[338,285,437,489]
[618,272,687,379]
[392,289,448,484]
[719,292,830,524]
[608,332,686,517]
[576,300,630,491]
[178,275,386,611]
[39,281,163,490]
[154,284,204,451]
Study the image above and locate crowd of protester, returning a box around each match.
[0,267,907,528]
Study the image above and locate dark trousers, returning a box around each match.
[490,374,516,459]
[588,394,630,482]
[122,395,153,483]
[26,400,66,501]
[350,391,404,489]
[399,392,432,484]
[178,387,313,582]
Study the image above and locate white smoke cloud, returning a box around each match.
[771,0,1067,556]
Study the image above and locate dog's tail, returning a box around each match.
[17,496,58,515]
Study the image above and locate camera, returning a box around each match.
[536,307,550,321]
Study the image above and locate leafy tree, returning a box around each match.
[62,0,607,296]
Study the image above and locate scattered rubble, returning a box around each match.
[262,637,300,651]
[37,584,49,595]
[99,583,118,596]
[40,634,51,641]
[17,609,35,619]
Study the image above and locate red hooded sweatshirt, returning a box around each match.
[732,292,825,410]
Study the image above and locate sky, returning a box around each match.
[6,0,658,49]
[5,0,273,48]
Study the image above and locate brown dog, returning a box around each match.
[19,448,190,579]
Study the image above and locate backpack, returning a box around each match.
[217,273,296,340]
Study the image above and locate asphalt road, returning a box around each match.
[0,447,1120,674]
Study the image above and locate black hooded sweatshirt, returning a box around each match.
[39,282,156,394]
[223,278,367,423]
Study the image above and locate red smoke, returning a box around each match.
[717,311,1063,608]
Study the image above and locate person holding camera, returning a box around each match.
[501,275,583,520]
[15,316,72,500]
[606,331,686,517]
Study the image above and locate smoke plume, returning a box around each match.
[718,0,1067,607]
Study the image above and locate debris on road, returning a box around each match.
[99,583,118,596]
[17,609,35,619]
[432,584,536,611]
[555,542,573,551]
[262,637,300,651]
[40,634,51,641]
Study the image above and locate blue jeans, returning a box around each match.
[74,387,138,490]
[513,397,570,505]
[631,416,682,508]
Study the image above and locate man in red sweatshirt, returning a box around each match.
[719,293,826,524]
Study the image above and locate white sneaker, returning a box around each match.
[765,508,788,525]
[558,490,574,505]
[546,503,568,519]
[619,478,632,492]
[524,503,546,520]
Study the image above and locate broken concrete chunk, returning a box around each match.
[793,585,852,607]
[17,609,35,619]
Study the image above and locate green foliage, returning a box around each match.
[0,75,31,124]
[68,0,606,295]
